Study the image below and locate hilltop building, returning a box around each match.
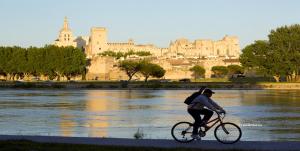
[53,17,241,80]
[54,17,77,47]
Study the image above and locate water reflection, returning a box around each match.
[84,91,111,137]
[60,113,77,136]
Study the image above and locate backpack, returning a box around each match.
[184,86,206,105]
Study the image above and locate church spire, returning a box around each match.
[63,16,69,30]
[54,17,76,47]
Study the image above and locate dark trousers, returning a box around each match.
[188,108,213,134]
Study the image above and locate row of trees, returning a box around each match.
[98,50,151,59]
[189,65,244,79]
[240,24,300,82]
[119,60,166,82]
[0,45,87,81]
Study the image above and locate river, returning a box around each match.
[0,89,299,141]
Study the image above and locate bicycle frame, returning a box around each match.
[203,113,223,132]
[184,113,226,135]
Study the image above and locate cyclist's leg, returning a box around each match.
[187,109,202,134]
[199,109,213,125]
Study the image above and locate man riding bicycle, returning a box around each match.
[187,88,226,139]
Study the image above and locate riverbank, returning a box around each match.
[0,81,300,90]
[0,135,299,151]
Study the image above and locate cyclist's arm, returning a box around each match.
[195,96,218,112]
[209,99,225,113]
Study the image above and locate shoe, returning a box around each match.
[191,134,201,140]
[202,125,209,131]
[200,122,209,131]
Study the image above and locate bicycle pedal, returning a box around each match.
[199,131,206,137]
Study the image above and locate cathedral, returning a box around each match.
[54,17,241,80]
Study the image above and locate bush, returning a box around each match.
[227,65,244,77]
[211,66,228,78]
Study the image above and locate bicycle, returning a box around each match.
[171,112,242,144]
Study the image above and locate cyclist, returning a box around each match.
[187,88,226,139]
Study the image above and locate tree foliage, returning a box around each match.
[99,50,151,59]
[227,65,244,76]
[0,45,87,81]
[211,66,228,78]
[189,65,205,79]
[268,24,300,82]
[119,60,165,82]
[240,24,300,82]
[119,60,142,81]
[139,60,165,82]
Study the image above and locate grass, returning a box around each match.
[0,80,300,90]
[0,140,256,151]
[192,78,231,82]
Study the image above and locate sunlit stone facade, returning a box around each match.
[53,17,241,80]
[54,17,77,47]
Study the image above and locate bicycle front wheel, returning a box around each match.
[214,122,242,144]
[171,122,194,143]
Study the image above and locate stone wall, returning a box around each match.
[85,56,241,80]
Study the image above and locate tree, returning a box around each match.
[240,40,269,69]
[211,66,228,78]
[240,24,300,82]
[119,60,141,81]
[240,40,284,82]
[0,45,87,81]
[227,65,244,77]
[139,61,165,82]
[59,46,87,80]
[5,46,27,80]
[268,24,300,82]
[189,65,205,79]
[0,46,11,80]
[150,64,165,79]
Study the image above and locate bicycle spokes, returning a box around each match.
[214,122,242,144]
[171,122,195,143]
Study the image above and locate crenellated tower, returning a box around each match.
[85,27,108,58]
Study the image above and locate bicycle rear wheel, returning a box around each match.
[214,122,242,144]
[171,121,194,143]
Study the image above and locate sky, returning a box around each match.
[0,0,300,49]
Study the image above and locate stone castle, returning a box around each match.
[54,17,240,80]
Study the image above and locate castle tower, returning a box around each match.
[54,17,77,47]
[85,27,108,57]
[222,35,240,58]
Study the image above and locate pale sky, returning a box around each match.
[0,0,300,48]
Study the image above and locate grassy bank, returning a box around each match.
[0,81,299,90]
[0,140,254,151]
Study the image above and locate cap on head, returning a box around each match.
[203,89,215,94]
